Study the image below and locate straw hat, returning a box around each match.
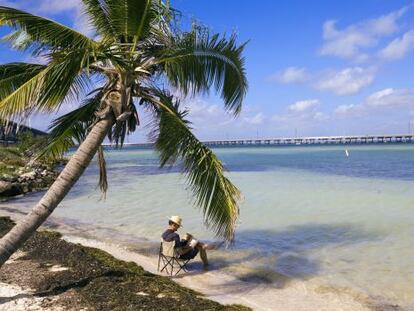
[169,215,183,227]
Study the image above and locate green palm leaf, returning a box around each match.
[104,0,156,43]
[82,0,115,38]
[0,6,96,52]
[157,29,248,115]
[0,62,46,103]
[147,88,241,240]
[0,49,95,120]
[38,91,102,160]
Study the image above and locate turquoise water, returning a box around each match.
[8,144,414,308]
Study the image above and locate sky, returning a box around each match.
[1,0,414,142]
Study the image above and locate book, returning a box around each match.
[185,233,198,248]
[188,238,198,248]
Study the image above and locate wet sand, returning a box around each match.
[64,235,371,311]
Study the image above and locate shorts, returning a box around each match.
[179,248,199,260]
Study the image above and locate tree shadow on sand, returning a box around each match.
[185,223,381,290]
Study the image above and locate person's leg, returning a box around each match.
[201,241,224,250]
[196,244,208,267]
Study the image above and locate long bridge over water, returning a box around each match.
[202,134,414,146]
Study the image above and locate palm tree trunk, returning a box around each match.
[0,117,113,267]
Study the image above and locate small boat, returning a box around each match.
[345,149,349,157]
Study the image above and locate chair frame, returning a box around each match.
[157,241,191,276]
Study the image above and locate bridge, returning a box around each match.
[202,134,414,146]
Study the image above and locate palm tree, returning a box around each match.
[0,0,247,266]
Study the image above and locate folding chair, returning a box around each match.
[157,239,191,276]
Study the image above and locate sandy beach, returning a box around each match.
[0,234,371,311]
[0,208,386,311]
[63,236,374,311]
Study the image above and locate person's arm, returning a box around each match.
[162,231,187,247]
[177,238,189,248]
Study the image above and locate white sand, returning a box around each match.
[0,282,62,311]
[63,236,371,311]
[0,251,63,311]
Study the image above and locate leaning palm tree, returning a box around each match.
[0,0,247,266]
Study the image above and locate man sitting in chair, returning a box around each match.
[161,216,211,269]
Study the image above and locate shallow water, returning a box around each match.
[5,144,414,308]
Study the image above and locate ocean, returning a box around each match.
[3,144,414,309]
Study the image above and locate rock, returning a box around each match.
[20,171,36,180]
[0,181,22,197]
[0,180,12,193]
[21,183,30,193]
[8,176,18,183]
[1,174,13,181]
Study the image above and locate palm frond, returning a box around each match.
[81,0,115,39]
[0,62,46,102]
[37,92,102,160]
[0,48,95,120]
[97,145,108,197]
[147,88,241,240]
[156,28,248,115]
[108,94,139,147]
[0,6,96,52]
[104,0,156,43]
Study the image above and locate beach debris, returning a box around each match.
[4,250,27,264]
[136,291,149,296]
[48,265,69,272]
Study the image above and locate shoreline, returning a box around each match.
[63,235,373,311]
[0,216,250,311]
[0,208,397,311]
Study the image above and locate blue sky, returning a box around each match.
[1,0,414,142]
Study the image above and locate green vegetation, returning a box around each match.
[16,131,47,155]
[0,147,25,175]
[0,131,63,177]
[0,143,61,198]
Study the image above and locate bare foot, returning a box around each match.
[204,241,225,250]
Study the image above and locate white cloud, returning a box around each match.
[316,67,376,95]
[270,66,376,96]
[243,112,264,125]
[183,98,267,132]
[320,6,409,62]
[379,30,414,60]
[365,88,414,108]
[0,0,81,14]
[288,99,319,113]
[334,104,356,116]
[270,67,308,83]
[335,88,414,116]
[37,0,82,13]
[0,0,93,36]
[271,98,328,129]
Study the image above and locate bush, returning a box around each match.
[16,131,48,156]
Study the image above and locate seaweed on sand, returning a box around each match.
[0,216,251,311]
